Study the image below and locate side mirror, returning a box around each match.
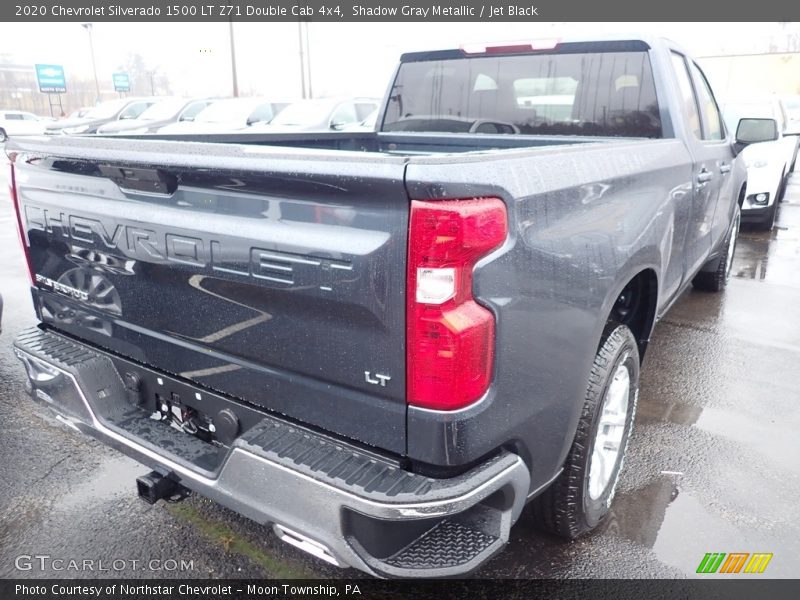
[734,118,778,154]
[330,121,346,131]
[180,115,194,122]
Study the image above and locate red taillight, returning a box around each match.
[407,198,508,411]
[9,160,36,286]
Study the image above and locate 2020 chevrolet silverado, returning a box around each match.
[8,37,770,577]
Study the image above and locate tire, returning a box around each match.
[531,324,639,539]
[0,129,7,143]
[692,204,741,292]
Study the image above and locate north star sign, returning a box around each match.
[35,64,66,93]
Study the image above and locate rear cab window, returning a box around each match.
[383,44,663,138]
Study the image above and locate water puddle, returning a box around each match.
[55,454,147,512]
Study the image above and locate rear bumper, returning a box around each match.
[13,326,530,578]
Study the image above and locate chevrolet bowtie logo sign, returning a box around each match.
[696,552,773,574]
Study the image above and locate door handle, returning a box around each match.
[696,170,714,184]
[719,163,731,174]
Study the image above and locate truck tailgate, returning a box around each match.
[11,138,409,452]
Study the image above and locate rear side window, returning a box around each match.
[670,53,702,139]
[383,51,662,137]
[688,61,724,140]
[5,113,23,120]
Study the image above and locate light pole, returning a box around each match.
[298,22,307,99]
[297,22,313,99]
[81,23,101,105]
[228,20,239,97]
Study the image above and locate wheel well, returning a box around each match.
[608,269,658,360]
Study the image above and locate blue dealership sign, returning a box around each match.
[35,64,66,93]
[112,72,131,92]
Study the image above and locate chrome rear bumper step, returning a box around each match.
[14,326,530,577]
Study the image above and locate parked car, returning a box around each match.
[157,97,289,134]
[67,107,92,120]
[9,36,764,578]
[96,98,215,135]
[337,107,379,132]
[722,98,799,229]
[45,97,162,135]
[0,110,48,141]
[250,97,380,132]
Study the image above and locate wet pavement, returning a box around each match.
[0,165,798,579]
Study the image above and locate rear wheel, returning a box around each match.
[692,204,740,291]
[531,324,639,539]
[0,129,7,142]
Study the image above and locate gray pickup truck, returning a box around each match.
[8,36,770,577]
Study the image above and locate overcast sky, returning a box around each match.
[1,22,797,98]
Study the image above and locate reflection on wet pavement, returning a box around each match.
[733,174,800,287]
[54,456,147,512]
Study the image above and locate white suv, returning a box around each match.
[0,110,47,141]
